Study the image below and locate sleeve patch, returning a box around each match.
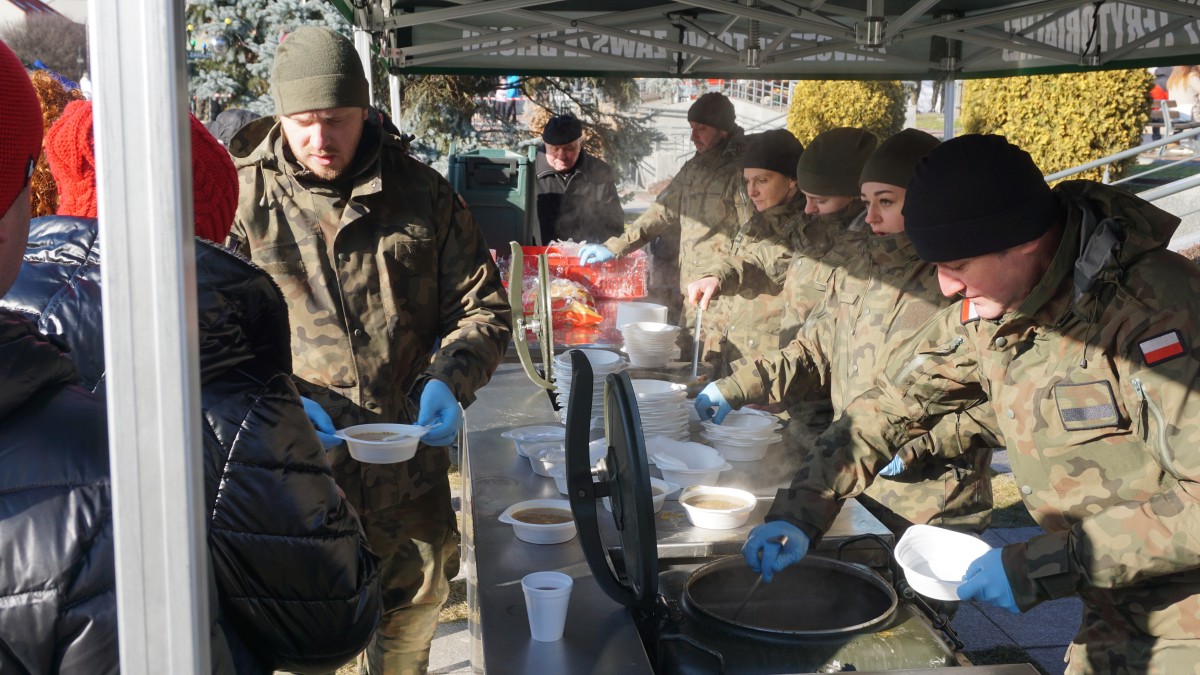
[960,300,979,324]
[1054,380,1120,430]
[1139,330,1185,366]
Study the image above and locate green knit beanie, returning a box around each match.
[795,127,878,196]
[860,128,940,188]
[271,26,369,115]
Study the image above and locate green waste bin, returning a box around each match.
[449,146,537,249]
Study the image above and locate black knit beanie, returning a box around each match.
[542,114,583,145]
[795,127,877,196]
[860,128,939,188]
[272,26,369,116]
[741,129,804,178]
[688,93,736,132]
[904,134,1059,263]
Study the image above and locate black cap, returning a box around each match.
[795,127,877,197]
[904,134,1059,263]
[741,129,804,178]
[859,128,940,188]
[687,92,736,132]
[543,114,583,145]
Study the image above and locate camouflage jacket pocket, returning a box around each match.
[251,240,308,279]
[1053,380,1124,431]
[388,239,436,276]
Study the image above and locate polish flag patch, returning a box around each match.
[960,300,979,324]
[1139,330,1185,366]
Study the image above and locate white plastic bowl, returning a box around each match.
[335,423,426,464]
[501,425,566,457]
[498,499,577,544]
[525,442,566,477]
[548,465,569,495]
[704,437,772,462]
[678,486,757,530]
[603,477,678,514]
[895,524,993,601]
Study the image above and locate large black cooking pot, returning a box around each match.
[563,349,899,636]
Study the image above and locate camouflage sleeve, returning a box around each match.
[716,295,836,408]
[1005,303,1200,608]
[420,180,513,407]
[698,230,792,294]
[766,307,990,540]
[604,170,685,256]
[227,169,255,257]
[597,175,626,241]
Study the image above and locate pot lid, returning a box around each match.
[564,349,658,611]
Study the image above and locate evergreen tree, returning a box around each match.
[185,0,348,118]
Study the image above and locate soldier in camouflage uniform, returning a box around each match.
[685,129,804,375]
[226,27,511,675]
[745,134,1200,673]
[578,93,753,373]
[698,130,994,535]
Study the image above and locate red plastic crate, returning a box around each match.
[507,246,648,299]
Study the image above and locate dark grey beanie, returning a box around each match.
[795,127,877,196]
[741,129,804,178]
[271,26,369,115]
[859,128,940,188]
[904,134,1058,263]
[687,92,736,132]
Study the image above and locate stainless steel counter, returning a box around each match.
[462,363,896,674]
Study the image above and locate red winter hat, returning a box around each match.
[47,101,238,243]
[0,39,43,218]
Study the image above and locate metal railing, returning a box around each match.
[725,79,794,112]
[1044,126,1200,194]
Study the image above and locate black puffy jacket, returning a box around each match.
[3,216,382,673]
[0,311,116,673]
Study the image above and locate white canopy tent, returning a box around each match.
[91,0,1200,672]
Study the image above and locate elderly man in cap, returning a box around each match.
[227,25,512,674]
[742,133,1200,673]
[0,38,117,673]
[533,113,623,244]
[579,92,752,368]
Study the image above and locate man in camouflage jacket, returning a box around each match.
[227,27,511,674]
[706,130,995,534]
[745,134,1200,673]
[578,92,752,371]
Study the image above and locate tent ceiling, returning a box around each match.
[336,0,1200,78]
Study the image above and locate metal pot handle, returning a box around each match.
[835,532,898,581]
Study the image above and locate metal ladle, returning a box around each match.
[731,535,788,622]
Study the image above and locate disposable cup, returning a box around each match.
[521,572,573,642]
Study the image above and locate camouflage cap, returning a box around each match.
[271,26,369,116]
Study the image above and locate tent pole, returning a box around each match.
[390,73,402,128]
[943,75,957,140]
[355,27,375,104]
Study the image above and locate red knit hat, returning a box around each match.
[47,100,239,243]
[0,39,43,218]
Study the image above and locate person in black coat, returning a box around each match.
[533,114,625,244]
[0,89,382,673]
[0,37,117,674]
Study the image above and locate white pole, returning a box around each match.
[90,0,210,672]
[355,27,374,104]
[389,73,402,127]
[943,75,957,140]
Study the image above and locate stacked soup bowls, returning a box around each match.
[619,322,681,368]
[553,349,625,421]
[631,379,690,441]
[700,410,782,461]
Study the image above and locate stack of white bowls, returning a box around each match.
[700,410,783,461]
[620,321,681,368]
[646,436,732,488]
[553,349,625,420]
[631,379,690,440]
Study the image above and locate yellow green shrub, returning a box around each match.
[785,80,906,144]
[961,69,1151,183]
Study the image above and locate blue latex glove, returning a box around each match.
[694,382,733,423]
[957,547,1020,613]
[578,244,616,266]
[743,521,810,583]
[878,453,906,477]
[300,396,342,449]
[416,379,462,446]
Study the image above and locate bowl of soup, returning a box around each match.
[335,423,426,464]
[678,486,757,530]
[498,499,577,544]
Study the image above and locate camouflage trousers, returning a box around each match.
[1066,603,1200,674]
[319,462,459,675]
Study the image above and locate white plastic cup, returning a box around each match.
[521,571,573,642]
